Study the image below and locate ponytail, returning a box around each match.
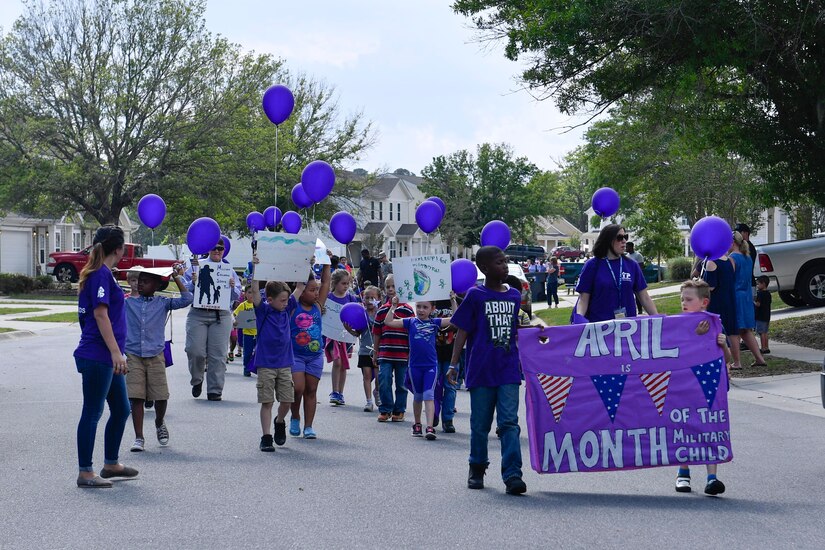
[78,225,125,292]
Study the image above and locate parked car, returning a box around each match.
[550,245,585,260]
[47,243,179,287]
[559,261,665,286]
[503,244,546,263]
[755,237,825,307]
[475,262,533,317]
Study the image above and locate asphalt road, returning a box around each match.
[1,316,824,549]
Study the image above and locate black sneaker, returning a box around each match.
[144,400,154,409]
[412,423,423,437]
[705,479,726,496]
[442,420,455,433]
[192,382,202,398]
[504,476,527,495]
[207,393,221,401]
[675,475,691,493]
[273,421,287,446]
[260,434,275,452]
[425,426,437,440]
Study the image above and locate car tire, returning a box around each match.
[778,290,806,308]
[54,263,78,283]
[797,265,825,307]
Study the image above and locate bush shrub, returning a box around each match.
[667,257,693,281]
[34,275,54,290]
[0,273,35,294]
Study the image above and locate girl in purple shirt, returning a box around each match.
[74,225,138,488]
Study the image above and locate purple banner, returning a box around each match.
[519,313,733,474]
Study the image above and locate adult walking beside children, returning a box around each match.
[573,224,657,323]
[183,242,242,401]
[74,225,138,488]
[731,231,767,368]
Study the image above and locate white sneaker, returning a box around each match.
[363,400,374,412]
[130,438,145,452]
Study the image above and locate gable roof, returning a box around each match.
[535,216,582,238]
[362,173,426,200]
[395,224,419,236]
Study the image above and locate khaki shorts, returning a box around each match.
[256,367,294,404]
[126,353,169,401]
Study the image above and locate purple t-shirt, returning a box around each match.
[403,317,443,370]
[575,256,646,322]
[254,295,297,369]
[74,265,126,364]
[450,285,521,389]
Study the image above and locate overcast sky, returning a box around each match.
[0,0,591,174]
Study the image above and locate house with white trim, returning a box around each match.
[0,211,135,276]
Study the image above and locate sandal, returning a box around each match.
[749,361,767,367]
[729,364,743,370]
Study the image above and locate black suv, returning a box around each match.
[503,244,546,262]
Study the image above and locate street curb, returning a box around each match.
[0,330,36,340]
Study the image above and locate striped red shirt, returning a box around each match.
[373,301,414,363]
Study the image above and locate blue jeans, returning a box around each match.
[75,357,131,472]
[378,360,408,414]
[242,333,256,373]
[437,359,458,421]
[469,384,523,481]
[546,281,559,305]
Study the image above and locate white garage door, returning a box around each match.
[1,230,33,275]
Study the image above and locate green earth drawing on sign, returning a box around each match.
[413,269,431,296]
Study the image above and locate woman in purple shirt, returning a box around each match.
[573,224,657,323]
[74,226,137,488]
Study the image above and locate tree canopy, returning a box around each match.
[0,0,373,232]
[453,0,825,206]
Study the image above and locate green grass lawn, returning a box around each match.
[770,314,825,351]
[0,307,47,315]
[0,327,16,333]
[732,351,821,377]
[13,311,77,322]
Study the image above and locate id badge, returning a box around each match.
[614,307,626,319]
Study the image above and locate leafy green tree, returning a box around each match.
[453,0,825,206]
[623,199,683,280]
[0,0,373,233]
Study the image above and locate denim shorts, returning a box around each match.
[292,353,324,379]
[755,320,770,335]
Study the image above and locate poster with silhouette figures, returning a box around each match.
[193,260,233,311]
[392,254,452,302]
[255,231,316,282]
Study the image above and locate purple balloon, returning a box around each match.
[263,206,282,230]
[261,84,295,126]
[246,211,265,232]
[330,211,357,244]
[291,183,313,209]
[481,220,511,250]
[340,302,368,332]
[690,216,733,261]
[592,187,621,218]
[137,194,166,230]
[187,217,221,255]
[426,196,446,217]
[281,211,302,234]
[301,160,336,203]
[220,235,231,258]
[415,200,443,234]
[451,259,477,294]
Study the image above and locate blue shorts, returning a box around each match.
[756,320,770,335]
[408,365,438,401]
[292,354,324,379]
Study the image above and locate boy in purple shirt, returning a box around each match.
[447,246,527,495]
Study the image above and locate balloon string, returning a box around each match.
[699,257,708,280]
[274,125,279,189]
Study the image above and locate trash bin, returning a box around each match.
[527,272,546,302]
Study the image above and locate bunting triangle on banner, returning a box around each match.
[590,375,627,422]
[536,374,574,423]
[639,371,671,416]
[691,357,725,408]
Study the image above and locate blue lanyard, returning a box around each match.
[604,257,623,307]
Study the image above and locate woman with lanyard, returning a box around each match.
[573,224,657,323]
[182,241,242,401]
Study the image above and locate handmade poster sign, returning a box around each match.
[321,299,358,344]
[255,231,316,282]
[392,254,452,302]
[193,260,233,311]
[314,238,331,265]
[235,308,256,330]
[518,312,732,474]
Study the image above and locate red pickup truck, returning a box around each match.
[46,243,179,284]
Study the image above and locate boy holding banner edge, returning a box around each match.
[676,278,733,495]
[447,246,526,495]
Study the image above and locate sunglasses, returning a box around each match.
[212,246,225,251]
[615,234,628,242]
